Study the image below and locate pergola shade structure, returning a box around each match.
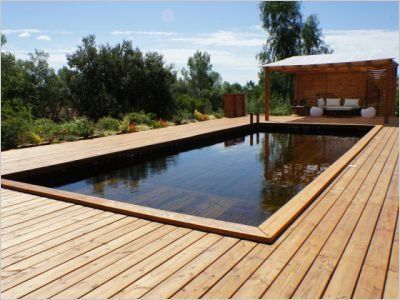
[263,54,398,123]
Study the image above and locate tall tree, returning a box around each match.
[302,15,332,55]
[257,1,332,101]
[258,1,303,64]
[182,51,221,95]
[181,51,222,111]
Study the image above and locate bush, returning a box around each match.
[212,109,224,119]
[171,110,193,125]
[1,117,31,149]
[135,124,152,131]
[194,110,209,121]
[270,94,292,116]
[24,132,43,145]
[119,115,137,133]
[1,99,33,149]
[63,134,79,142]
[129,111,156,126]
[152,119,171,128]
[60,117,94,138]
[33,118,59,143]
[95,117,120,132]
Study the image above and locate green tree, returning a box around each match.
[258,1,303,63]
[302,15,332,55]
[181,51,222,112]
[257,1,332,108]
[67,35,175,119]
[182,51,221,95]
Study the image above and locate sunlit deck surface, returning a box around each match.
[1,116,398,299]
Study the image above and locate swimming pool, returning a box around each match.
[17,128,362,226]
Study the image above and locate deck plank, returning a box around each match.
[323,132,398,298]
[263,127,397,298]
[0,117,397,299]
[384,219,399,299]
[353,160,399,298]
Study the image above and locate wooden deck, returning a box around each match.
[1,116,398,299]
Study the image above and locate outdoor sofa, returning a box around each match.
[317,97,361,116]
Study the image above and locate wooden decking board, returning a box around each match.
[2,201,75,228]
[172,240,256,298]
[3,221,163,299]
[263,128,397,298]
[1,206,92,241]
[2,220,148,297]
[1,212,118,268]
[0,117,397,299]
[111,234,223,298]
[384,219,399,299]
[140,237,240,299]
[231,128,393,298]
[53,227,191,299]
[323,133,399,298]
[1,217,136,291]
[30,225,181,298]
[1,204,87,234]
[1,211,117,260]
[353,160,399,298]
[82,231,208,298]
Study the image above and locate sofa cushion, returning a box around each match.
[326,98,341,107]
[325,106,353,111]
[317,98,325,107]
[343,98,360,108]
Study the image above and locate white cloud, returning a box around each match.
[170,30,265,47]
[324,29,399,60]
[2,28,41,35]
[162,9,174,23]
[18,32,31,38]
[111,30,177,37]
[37,35,51,41]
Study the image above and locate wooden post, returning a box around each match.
[265,68,270,121]
[384,63,395,124]
[250,113,254,126]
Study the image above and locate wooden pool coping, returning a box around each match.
[1,124,383,243]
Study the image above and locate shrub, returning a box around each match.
[33,118,59,143]
[23,132,43,145]
[129,111,156,126]
[95,117,120,132]
[60,117,94,138]
[1,117,31,149]
[1,99,33,149]
[194,110,209,121]
[119,115,137,133]
[63,134,79,142]
[270,94,292,116]
[152,119,171,128]
[135,124,152,131]
[171,110,193,125]
[212,109,224,119]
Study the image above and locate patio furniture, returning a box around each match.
[361,107,376,118]
[310,106,323,117]
[317,98,361,117]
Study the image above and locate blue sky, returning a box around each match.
[2,1,399,84]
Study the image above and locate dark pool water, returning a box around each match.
[52,132,360,226]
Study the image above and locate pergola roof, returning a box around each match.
[263,53,397,72]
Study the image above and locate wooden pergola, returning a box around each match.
[263,54,398,123]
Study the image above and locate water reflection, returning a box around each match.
[57,132,360,226]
